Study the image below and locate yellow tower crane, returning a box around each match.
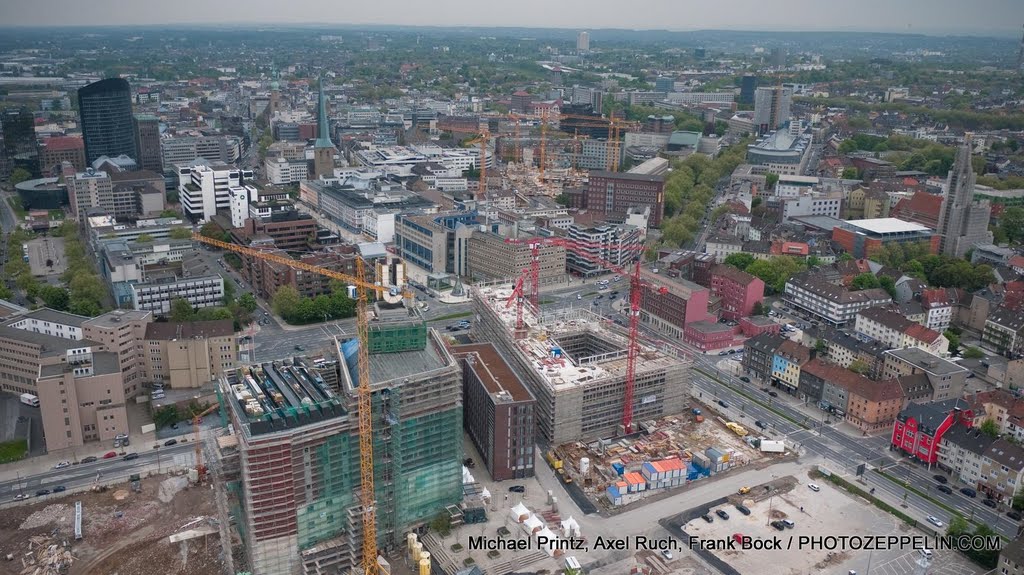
[192,233,414,575]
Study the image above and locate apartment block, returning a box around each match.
[742,333,786,383]
[882,347,968,402]
[82,310,153,399]
[453,343,536,481]
[37,349,128,451]
[130,274,225,315]
[784,272,892,326]
[145,320,237,389]
[979,440,1024,504]
[891,399,975,465]
[709,264,764,320]
[565,223,642,278]
[242,247,357,301]
[854,306,949,357]
[771,339,812,395]
[919,288,956,332]
[639,268,712,340]
[982,306,1024,356]
[938,426,996,491]
[584,171,665,227]
[178,161,253,222]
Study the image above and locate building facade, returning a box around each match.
[937,140,993,257]
[145,320,237,389]
[709,264,764,320]
[132,114,163,173]
[78,78,137,165]
[585,171,665,227]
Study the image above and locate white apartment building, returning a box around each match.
[783,272,892,326]
[854,307,949,356]
[130,275,225,315]
[178,162,254,222]
[6,308,86,341]
[162,135,240,167]
[705,235,743,263]
[780,192,843,221]
[229,185,257,228]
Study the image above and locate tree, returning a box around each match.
[979,419,999,437]
[67,298,101,316]
[429,511,452,537]
[153,405,180,428]
[944,330,960,354]
[272,285,301,319]
[752,301,766,316]
[879,276,897,299]
[135,233,154,243]
[814,339,828,354]
[554,193,570,207]
[0,285,11,301]
[764,172,779,190]
[963,346,985,359]
[200,222,229,243]
[239,292,258,313]
[169,227,192,240]
[39,285,69,311]
[851,273,881,291]
[841,167,860,180]
[10,167,31,186]
[1013,489,1024,512]
[170,297,194,322]
[849,360,870,375]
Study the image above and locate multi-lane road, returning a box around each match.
[688,353,1021,537]
[0,443,196,501]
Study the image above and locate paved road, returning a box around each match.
[0,443,196,501]
[689,355,1021,537]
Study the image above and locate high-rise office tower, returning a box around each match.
[132,114,163,173]
[311,80,335,180]
[770,47,786,68]
[1018,25,1024,74]
[577,31,590,52]
[740,75,758,105]
[78,78,137,165]
[0,107,39,177]
[753,86,793,134]
[937,137,993,257]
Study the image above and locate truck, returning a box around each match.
[20,393,39,407]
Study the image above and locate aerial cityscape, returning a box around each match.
[0,3,1022,575]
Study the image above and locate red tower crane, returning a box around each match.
[503,236,657,433]
[505,268,531,336]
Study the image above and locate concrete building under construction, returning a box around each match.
[472,285,691,445]
[218,304,462,575]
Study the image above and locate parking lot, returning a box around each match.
[680,473,983,575]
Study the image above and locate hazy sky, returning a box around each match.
[1,0,1021,36]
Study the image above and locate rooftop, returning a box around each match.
[7,307,90,328]
[145,320,235,341]
[452,343,535,403]
[885,347,967,376]
[985,439,1024,472]
[339,328,452,388]
[941,425,996,456]
[0,325,101,357]
[83,310,153,329]
[842,218,931,235]
[221,362,346,437]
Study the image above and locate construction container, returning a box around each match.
[611,462,625,476]
[624,472,646,492]
[580,457,590,475]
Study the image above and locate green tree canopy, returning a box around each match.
[170,297,195,322]
[851,273,881,291]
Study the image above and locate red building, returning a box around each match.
[38,136,86,174]
[890,399,975,464]
[640,269,712,340]
[586,171,665,227]
[683,321,737,351]
[710,264,765,320]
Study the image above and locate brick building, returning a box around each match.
[709,264,765,320]
[639,268,711,340]
[585,171,665,227]
[890,399,974,465]
[452,343,536,481]
[38,136,86,174]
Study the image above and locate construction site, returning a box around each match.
[213,304,464,575]
[0,470,224,575]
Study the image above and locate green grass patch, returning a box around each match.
[693,367,807,429]
[0,439,28,464]
[818,471,918,527]
[7,197,26,219]
[433,311,473,322]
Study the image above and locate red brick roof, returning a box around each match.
[41,136,84,151]
[890,191,942,228]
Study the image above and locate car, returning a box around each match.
[52,486,66,493]
[13,493,28,500]
[735,504,751,516]
[782,519,795,528]
[164,439,178,447]
[508,485,525,493]
[294,345,305,351]
[740,376,750,383]
[595,295,603,300]
[463,458,475,468]
[114,439,121,448]
[102,451,117,459]
[123,453,139,461]
[718,351,728,356]
[701,514,713,523]
[782,307,790,312]
[937,485,953,494]
[808,483,820,492]
[761,387,770,393]
[770,520,786,531]
[715,509,729,520]
[718,400,729,408]
[983,498,997,508]
[960,487,977,498]
[81,456,97,464]
[35,489,50,497]
[738,486,751,494]
[768,391,779,398]
[660,549,673,560]
[610,291,619,298]
[54,460,71,469]
[934,474,947,484]
[577,294,582,300]
[732,533,748,544]
[1008,511,1022,521]
[755,420,767,429]
[171,422,179,430]
[115,433,128,440]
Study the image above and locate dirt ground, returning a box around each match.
[0,472,223,575]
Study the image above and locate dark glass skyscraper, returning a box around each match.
[78,78,137,165]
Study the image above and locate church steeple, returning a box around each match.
[314,77,333,149]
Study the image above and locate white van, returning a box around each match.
[918,549,932,560]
